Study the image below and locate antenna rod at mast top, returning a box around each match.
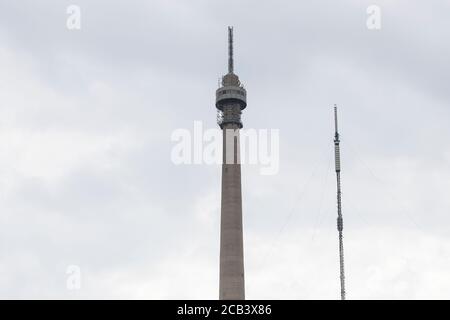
[334,104,339,136]
[228,26,234,73]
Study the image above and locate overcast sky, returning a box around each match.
[1,0,450,299]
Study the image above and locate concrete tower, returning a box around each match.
[216,26,247,300]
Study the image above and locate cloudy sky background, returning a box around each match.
[1,0,450,299]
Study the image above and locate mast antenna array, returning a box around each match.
[334,104,346,300]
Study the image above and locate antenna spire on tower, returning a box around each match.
[228,26,234,73]
[334,104,346,300]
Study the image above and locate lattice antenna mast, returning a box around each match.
[228,26,234,73]
[334,105,346,300]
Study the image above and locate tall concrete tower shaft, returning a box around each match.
[216,26,247,300]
